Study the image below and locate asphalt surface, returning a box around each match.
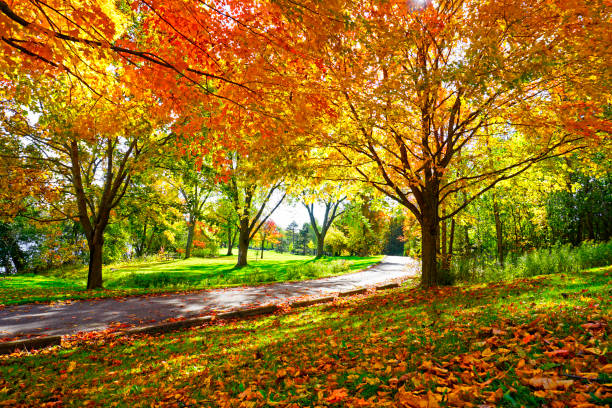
[0,256,419,339]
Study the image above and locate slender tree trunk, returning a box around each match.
[260,236,265,259]
[493,200,504,266]
[87,235,104,289]
[236,218,250,267]
[226,224,234,256]
[185,216,196,259]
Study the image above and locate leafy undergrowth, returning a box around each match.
[0,255,382,306]
[0,267,610,407]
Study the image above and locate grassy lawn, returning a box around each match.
[0,252,383,306]
[0,267,609,407]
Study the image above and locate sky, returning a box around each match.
[269,201,327,229]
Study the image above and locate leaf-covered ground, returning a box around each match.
[0,267,610,407]
[0,254,381,306]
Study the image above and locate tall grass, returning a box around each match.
[451,240,612,283]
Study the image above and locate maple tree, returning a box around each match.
[219,151,287,267]
[205,198,240,256]
[0,76,168,288]
[302,184,348,259]
[119,171,182,258]
[161,155,216,259]
[306,0,611,286]
[256,220,281,259]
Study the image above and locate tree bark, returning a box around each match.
[420,218,439,288]
[185,216,195,259]
[316,237,325,258]
[87,236,104,289]
[236,218,250,267]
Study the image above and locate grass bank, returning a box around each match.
[0,253,382,306]
[0,266,609,407]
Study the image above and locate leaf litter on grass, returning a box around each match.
[0,268,610,407]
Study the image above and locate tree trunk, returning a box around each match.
[316,235,325,258]
[493,201,504,266]
[226,225,234,256]
[236,219,250,267]
[185,217,196,259]
[260,236,265,259]
[87,237,104,289]
[420,190,440,288]
[420,218,439,288]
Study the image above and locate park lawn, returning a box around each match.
[0,253,383,306]
[0,267,610,407]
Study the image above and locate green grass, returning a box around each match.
[0,266,609,407]
[0,252,382,306]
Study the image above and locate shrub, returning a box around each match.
[450,240,612,284]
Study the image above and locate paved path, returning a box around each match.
[0,256,419,340]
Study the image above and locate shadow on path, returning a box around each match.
[0,256,419,339]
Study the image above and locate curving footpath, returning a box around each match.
[0,256,419,347]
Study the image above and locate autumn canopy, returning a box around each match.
[0,0,610,287]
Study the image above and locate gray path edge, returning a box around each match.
[0,282,400,354]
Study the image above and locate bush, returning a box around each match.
[450,240,612,284]
[191,240,220,258]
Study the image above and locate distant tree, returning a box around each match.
[287,221,298,252]
[302,195,346,258]
[297,223,312,256]
[257,220,281,259]
[324,227,349,256]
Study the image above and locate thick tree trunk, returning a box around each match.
[185,216,196,259]
[87,237,104,289]
[421,219,439,288]
[316,235,325,259]
[236,219,250,267]
[420,187,440,288]
[493,200,504,266]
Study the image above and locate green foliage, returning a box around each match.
[546,171,612,245]
[451,240,612,283]
[191,239,220,258]
[323,227,349,256]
